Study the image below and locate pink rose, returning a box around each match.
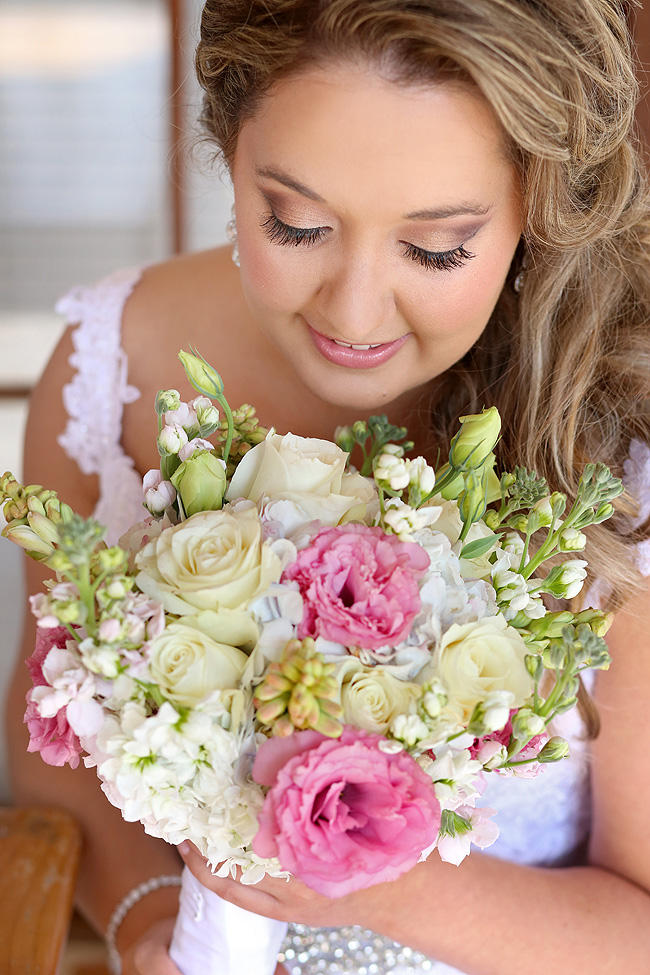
[281,525,429,650]
[252,727,441,897]
[24,627,82,768]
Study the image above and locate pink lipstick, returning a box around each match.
[307,324,409,369]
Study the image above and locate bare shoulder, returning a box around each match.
[23,325,98,517]
[588,574,650,892]
[120,246,266,474]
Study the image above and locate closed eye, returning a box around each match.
[260,211,476,272]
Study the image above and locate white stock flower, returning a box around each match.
[435,614,534,724]
[374,451,410,491]
[408,456,436,496]
[436,805,500,865]
[556,559,588,598]
[226,430,377,526]
[383,498,441,540]
[337,659,421,735]
[135,503,282,616]
[158,423,189,455]
[390,713,430,747]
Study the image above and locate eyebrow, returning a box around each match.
[255,165,491,220]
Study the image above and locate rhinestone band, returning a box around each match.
[278,924,443,974]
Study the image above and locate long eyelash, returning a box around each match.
[402,242,475,272]
[261,212,327,247]
[261,211,475,271]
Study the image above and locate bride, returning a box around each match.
[7,1,650,973]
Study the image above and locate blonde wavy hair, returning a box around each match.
[195,0,650,618]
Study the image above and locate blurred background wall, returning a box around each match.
[0,0,233,801]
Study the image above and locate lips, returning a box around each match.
[306,324,409,370]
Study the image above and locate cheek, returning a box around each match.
[407,239,514,353]
[238,226,317,316]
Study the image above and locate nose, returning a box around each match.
[312,248,397,344]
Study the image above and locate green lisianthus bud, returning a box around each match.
[537,736,570,763]
[170,450,226,517]
[178,349,224,398]
[449,407,501,470]
[155,389,181,416]
[335,425,355,453]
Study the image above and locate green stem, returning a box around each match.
[218,395,235,467]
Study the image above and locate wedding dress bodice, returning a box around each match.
[56,267,650,975]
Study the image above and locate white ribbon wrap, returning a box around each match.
[169,866,288,975]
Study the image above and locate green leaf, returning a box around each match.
[439,809,473,837]
[459,534,500,560]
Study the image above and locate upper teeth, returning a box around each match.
[333,340,384,349]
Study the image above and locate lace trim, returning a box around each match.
[57,266,146,544]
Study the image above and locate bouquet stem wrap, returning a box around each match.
[169,866,288,975]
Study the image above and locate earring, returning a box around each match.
[513,250,528,294]
[226,203,240,267]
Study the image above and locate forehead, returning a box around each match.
[235,62,516,215]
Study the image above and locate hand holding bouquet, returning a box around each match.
[1,349,620,974]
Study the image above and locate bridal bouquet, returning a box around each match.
[1,350,620,974]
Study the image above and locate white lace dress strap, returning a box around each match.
[624,439,650,576]
[57,266,146,544]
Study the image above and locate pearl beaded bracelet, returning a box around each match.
[105,874,183,974]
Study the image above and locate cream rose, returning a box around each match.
[149,621,248,707]
[135,503,282,615]
[436,614,533,723]
[337,659,421,735]
[225,431,376,526]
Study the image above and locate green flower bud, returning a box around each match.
[3,523,54,558]
[484,509,500,531]
[335,426,355,453]
[96,546,128,574]
[537,736,570,763]
[178,349,224,398]
[449,407,501,470]
[170,450,227,517]
[155,389,181,416]
[525,653,543,681]
[558,527,587,552]
[352,420,369,442]
[528,496,553,532]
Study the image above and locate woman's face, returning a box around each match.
[232,62,523,413]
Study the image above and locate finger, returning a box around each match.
[177,842,287,919]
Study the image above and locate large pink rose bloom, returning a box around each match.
[252,727,441,897]
[282,524,429,650]
[24,626,82,769]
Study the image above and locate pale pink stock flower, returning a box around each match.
[281,524,429,651]
[469,713,549,778]
[29,593,59,628]
[436,805,500,866]
[252,727,441,897]
[143,469,177,515]
[178,438,216,462]
[164,402,198,429]
[24,626,83,768]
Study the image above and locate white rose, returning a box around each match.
[135,503,282,615]
[338,659,421,734]
[225,431,377,526]
[436,614,534,723]
[149,621,248,707]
